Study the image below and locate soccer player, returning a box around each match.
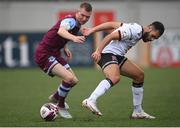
[34,2,92,119]
[82,21,164,119]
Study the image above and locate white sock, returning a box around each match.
[88,79,111,102]
[132,86,143,113]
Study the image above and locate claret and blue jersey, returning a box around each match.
[34,14,81,74]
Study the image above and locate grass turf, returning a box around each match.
[0,67,180,127]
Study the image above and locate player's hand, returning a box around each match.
[81,27,92,36]
[91,50,101,62]
[73,36,85,44]
[64,48,72,61]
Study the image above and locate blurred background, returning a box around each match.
[0,0,180,127]
[0,0,180,68]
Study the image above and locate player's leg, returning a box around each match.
[120,59,155,119]
[83,54,123,116]
[82,64,120,116]
[52,63,78,85]
[88,64,120,102]
[52,64,78,105]
[67,67,79,86]
[48,55,78,105]
[36,54,75,118]
[50,63,78,119]
[49,67,78,108]
[121,59,144,112]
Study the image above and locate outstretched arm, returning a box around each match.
[83,22,122,36]
[91,22,122,33]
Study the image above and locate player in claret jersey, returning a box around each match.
[35,2,92,119]
[82,21,164,119]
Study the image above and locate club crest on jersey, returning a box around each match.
[112,55,117,61]
[48,56,55,62]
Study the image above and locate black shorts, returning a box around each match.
[97,53,127,70]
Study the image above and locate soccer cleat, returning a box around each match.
[48,94,69,109]
[82,99,102,116]
[58,107,72,119]
[131,111,156,119]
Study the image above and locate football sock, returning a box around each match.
[57,81,72,108]
[88,79,111,102]
[132,83,143,113]
[52,91,60,100]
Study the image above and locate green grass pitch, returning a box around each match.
[0,67,180,127]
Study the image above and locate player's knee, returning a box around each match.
[65,75,76,84]
[109,76,120,85]
[134,71,144,83]
[72,77,79,86]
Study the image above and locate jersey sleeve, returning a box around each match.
[60,18,76,31]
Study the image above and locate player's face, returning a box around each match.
[76,8,91,25]
[142,26,160,42]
